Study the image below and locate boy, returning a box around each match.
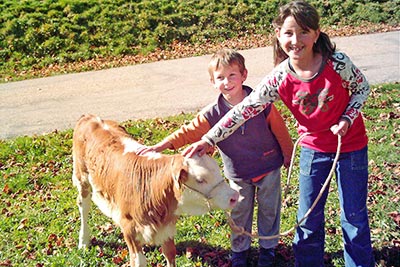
[139,48,293,267]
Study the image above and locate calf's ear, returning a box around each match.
[171,157,188,189]
[174,167,188,190]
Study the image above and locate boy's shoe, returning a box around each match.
[231,250,248,267]
[257,247,275,267]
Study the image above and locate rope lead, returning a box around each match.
[225,134,342,240]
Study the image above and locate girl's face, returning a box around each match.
[211,63,247,103]
[275,15,320,62]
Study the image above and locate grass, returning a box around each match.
[0,83,399,267]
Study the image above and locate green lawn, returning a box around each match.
[0,83,399,266]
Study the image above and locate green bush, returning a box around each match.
[0,0,399,81]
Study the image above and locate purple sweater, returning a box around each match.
[203,86,283,180]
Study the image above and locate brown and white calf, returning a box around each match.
[72,114,238,267]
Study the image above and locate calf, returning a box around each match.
[72,114,238,267]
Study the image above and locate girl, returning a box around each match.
[184,1,375,266]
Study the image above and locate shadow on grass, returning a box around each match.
[320,246,400,267]
[175,241,399,267]
[89,236,399,267]
[373,246,400,267]
[175,240,295,267]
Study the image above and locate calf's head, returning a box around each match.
[174,154,239,215]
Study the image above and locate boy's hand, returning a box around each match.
[283,157,291,168]
[182,140,211,157]
[136,143,166,155]
[136,145,157,155]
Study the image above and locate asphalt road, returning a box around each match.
[0,31,399,139]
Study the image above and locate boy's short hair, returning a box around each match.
[208,48,246,81]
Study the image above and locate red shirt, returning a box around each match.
[278,57,368,152]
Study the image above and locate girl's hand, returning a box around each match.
[330,119,350,136]
[182,140,211,157]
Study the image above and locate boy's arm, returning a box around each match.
[164,113,211,150]
[267,104,294,167]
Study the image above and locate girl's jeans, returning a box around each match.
[229,168,281,252]
[293,146,374,267]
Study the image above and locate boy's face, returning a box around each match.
[211,63,247,102]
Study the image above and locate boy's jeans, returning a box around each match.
[293,146,374,267]
[229,168,281,252]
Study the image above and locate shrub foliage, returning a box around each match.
[1,0,399,78]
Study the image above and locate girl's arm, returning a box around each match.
[183,65,288,158]
[201,66,286,147]
[332,52,370,126]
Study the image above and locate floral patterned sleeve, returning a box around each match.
[202,65,285,146]
[332,52,370,125]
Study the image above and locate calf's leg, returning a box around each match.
[77,190,92,248]
[162,238,176,267]
[123,232,147,267]
[72,170,92,248]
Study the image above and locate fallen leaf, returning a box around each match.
[17,218,28,230]
[388,211,400,227]
[0,260,12,266]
